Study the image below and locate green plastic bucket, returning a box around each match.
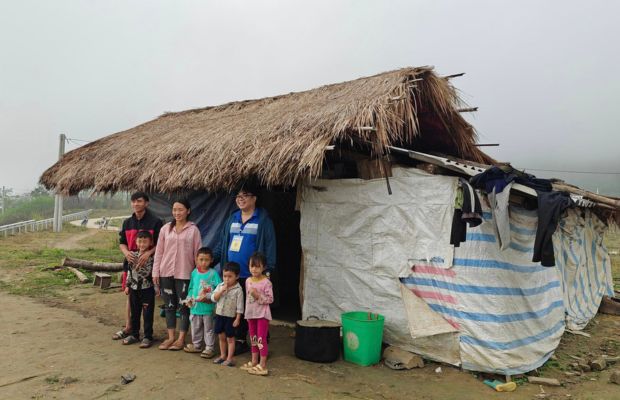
[341,311,385,366]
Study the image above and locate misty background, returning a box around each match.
[1,0,618,196]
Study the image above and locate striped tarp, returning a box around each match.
[402,205,565,374]
[553,208,614,330]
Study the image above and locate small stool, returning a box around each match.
[94,272,112,289]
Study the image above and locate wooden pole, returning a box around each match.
[552,183,620,209]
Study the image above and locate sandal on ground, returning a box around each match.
[221,360,235,367]
[168,340,184,351]
[122,335,139,345]
[139,338,153,348]
[158,338,174,350]
[240,361,256,371]
[248,365,269,376]
[112,329,129,340]
[200,349,215,359]
[213,357,225,364]
[183,344,202,353]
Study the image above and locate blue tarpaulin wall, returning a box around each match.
[149,192,237,250]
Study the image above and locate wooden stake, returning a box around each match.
[67,267,89,283]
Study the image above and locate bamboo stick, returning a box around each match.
[457,107,478,113]
[553,183,620,209]
[443,73,465,79]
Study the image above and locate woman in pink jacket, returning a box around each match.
[152,198,202,350]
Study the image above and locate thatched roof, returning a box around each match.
[41,66,493,194]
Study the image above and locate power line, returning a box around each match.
[524,168,620,175]
[65,137,91,144]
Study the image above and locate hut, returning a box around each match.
[41,66,619,374]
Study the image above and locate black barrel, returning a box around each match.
[294,317,341,363]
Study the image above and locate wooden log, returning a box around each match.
[61,257,123,272]
[67,267,89,283]
[527,376,561,386]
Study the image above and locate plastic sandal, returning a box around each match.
[139,338,152,348]
[221,360,235,367]
[158,338,174,350]
[213,357,225,364]
[122,335,139,345]
[240,361,256,370]
[183,344,202,353]
[248,365,268,376]
[168,341,184,351]
[112,329,129,340]
[200,349,215,359]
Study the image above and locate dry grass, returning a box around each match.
[41,66,492,194]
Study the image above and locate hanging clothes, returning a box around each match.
[470,166,552,194]
[460,178,482,227]
[450,179,482,247]
[533,191,574,267]
[488,182,514,251]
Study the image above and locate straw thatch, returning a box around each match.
[41,66,493,194]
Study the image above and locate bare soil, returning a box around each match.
[1,230,619,399]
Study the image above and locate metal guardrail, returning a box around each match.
[0,209,93,237]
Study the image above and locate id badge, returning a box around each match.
[230,234,244,252]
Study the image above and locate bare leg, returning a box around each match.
[226,337,236,362]
[218,333,227,360]
[260,354,268,369]
[173,330,187,347]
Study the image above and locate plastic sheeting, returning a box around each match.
[300,168,461,365]
[553,208,614,330]
[299,167,612,374]
[149,192,237,249]
[422,205,566,374]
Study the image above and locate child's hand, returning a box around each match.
[124,287,129,295]
[154,285,160,297]
[124,251,137,265]
[136,253,150,268]
[250,288,260,300]
[233,317,241,328]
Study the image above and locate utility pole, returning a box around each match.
[53,134,66,232]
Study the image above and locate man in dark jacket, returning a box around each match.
[112,192,163,341]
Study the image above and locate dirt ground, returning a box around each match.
[1,229,619,399]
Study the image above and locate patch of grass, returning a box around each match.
[45,375,60,384]
[0,228,121,298]
[7,268,80,297]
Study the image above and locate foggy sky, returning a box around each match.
[1,0,618,195]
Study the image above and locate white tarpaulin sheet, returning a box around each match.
[299,167,613,373]
[553,208,614,330]
[300,168,461,364]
